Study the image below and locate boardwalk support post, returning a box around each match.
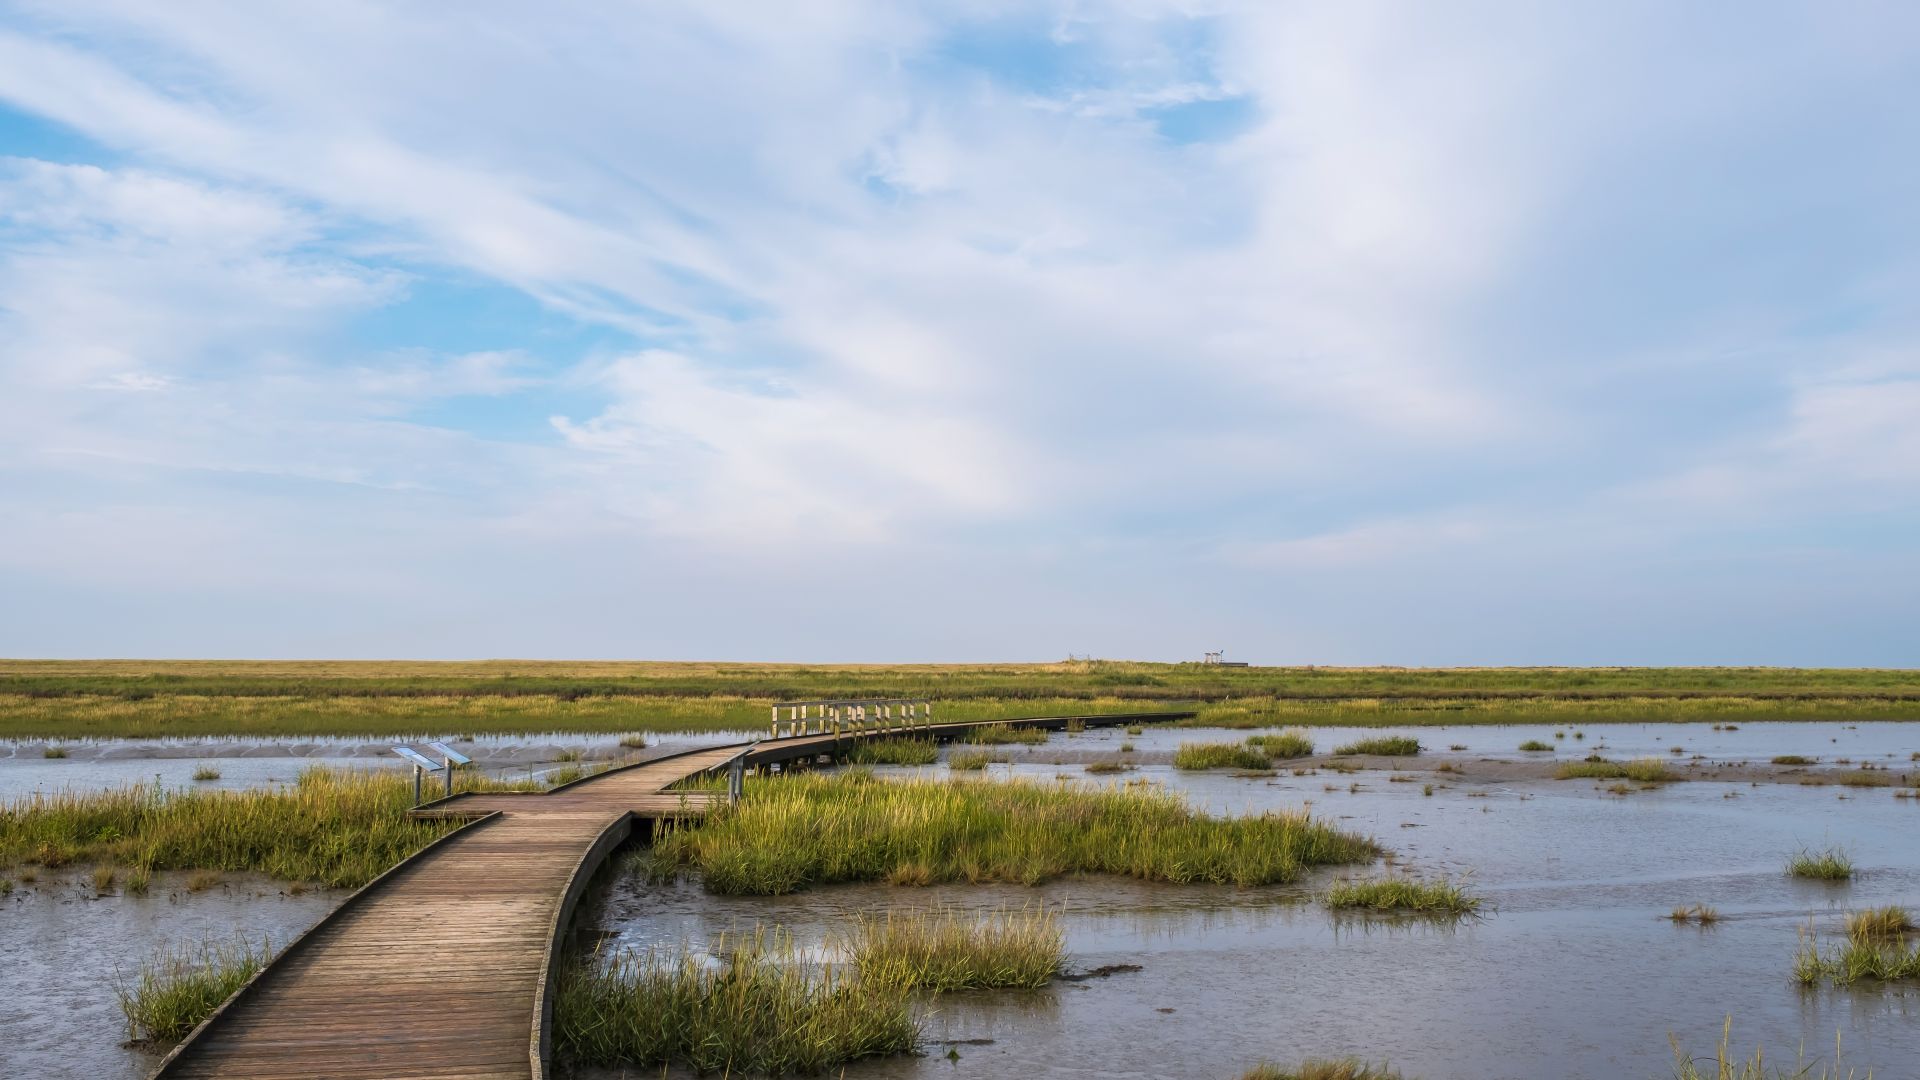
[728,757,745,805]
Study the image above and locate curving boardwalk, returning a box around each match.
[151,713,1187,1080]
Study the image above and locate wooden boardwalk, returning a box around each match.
[151,713,1186,1080]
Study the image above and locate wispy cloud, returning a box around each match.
[0,2,1916,661]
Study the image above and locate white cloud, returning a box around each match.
[0,2,1916,659]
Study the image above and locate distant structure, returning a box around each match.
[1201,650,1249,668]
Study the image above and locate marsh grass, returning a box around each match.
[648,771,1378,894]
[1518,739,1554,752]
[1173,742,1273,771]
[1845,906,1914,940]
[1669,1018,1868,1080]
[962,724,1049,746]
[1836,771,1895,788]
[8,661,1919,741]
[1325,875,1480,915]
[1084,760,1133,775]
[1669,904,1720,924]
[1773,755,1817,766]
[844,906,1063,991]
[0,766,531,887]
[1332,736,1421,756]
[1240,1060,1404,1080]
[1246,730,1315,759]
[42,746,68,759]
[844,738,939,767]
[554,928,917,1074]
[1786,847,1854,881]
[117,937,270,1044]
[947,750,1003,771]
[1555,758,1674,782]
[191,765,221,782]
[92,864,115,894]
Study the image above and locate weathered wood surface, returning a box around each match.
[152,713,1186,1079]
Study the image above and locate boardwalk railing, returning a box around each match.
[769,697,931,738]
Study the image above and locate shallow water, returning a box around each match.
[0,873,344,1079]
[584,726,1920,1080]
[8,721,1920,1079]
[0,731,752,800]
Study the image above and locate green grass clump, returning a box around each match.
[1241,1061,1403,1080]
[0,767,534,887]
[1174,742,1273,771]
[947,750,1002,771]
[1324,875,1480,915]
[1772,755,1817,766]
[1555,757,1673,782]
[844,738,939,766]
[191,765,221,782]
[962,724,1049,746]
[1517,739,1554,752]
[844,906,1063,991]
[1846,905,1914,939]
[648,771,1379,894]
[1332,736,1421,757]
[1786,846,1854,881]
[117,938,270,1044]
[1084,760,1133,775]
[42,746,68,759]
[1247,730,1315,759]
[554,929,917,1074]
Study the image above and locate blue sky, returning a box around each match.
[0,2,1916,664]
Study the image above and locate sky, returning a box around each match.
[0,2,1916,665]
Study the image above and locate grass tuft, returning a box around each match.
[1084,760,1134,775]
[1324,875,1480,915]
[844,738,939,766]
[844,906,1063,991]
[1517,739,1554,752]
[650,771,1379,894]
[962,724,1049,746]
[1668,903,1720,924]
[191,765,221,782]
[1246,730,1315,759]
[1845,905,1914,940]
[1772,755,1816,766]
[1174,742,1273,771]
[554,928,917,1074]
[42,746,68,759]
[1332,736,1421,757]
[1786,846,1854,881]
[1555,757,1674,782]
[946,750,1003,771]
[117,937,270,1044]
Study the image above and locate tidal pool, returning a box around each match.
[583,731,1920,1080]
